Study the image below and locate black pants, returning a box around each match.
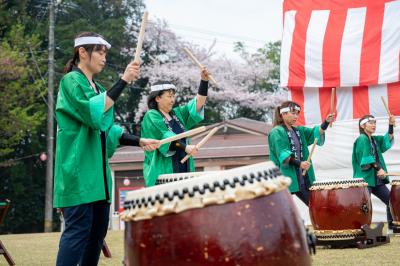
[56,200,110,266]
[293,176,311,206]
[294,189,310,206]
[368,184,393,229]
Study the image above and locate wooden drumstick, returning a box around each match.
[384,173,400,177]
[182,47,218,86]
[133,11,149,64]
[302,138,318,176]
[159,126,206,145]
[180,126,221,164]
[381,96,396,127]
[329,88,335,127]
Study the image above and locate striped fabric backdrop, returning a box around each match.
[288,82,400,125]
[281,0,400,125]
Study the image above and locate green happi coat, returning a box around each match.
[141,98,204,187]
[54,70,123,208]
[352,133,393,186]
[268,125,325,193]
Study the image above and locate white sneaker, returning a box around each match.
[387,229,393,235]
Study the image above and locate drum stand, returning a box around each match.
[316,222,390,249]
[393,224,400,234]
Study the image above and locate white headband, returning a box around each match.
[280,106,301,114]
[360,117,376,126]
[150,84,176,92]
[74,36,111,49]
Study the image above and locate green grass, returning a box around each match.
[313,236,399,266]
[0,231,124,266]
[0,230,399,265]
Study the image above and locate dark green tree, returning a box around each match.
[0,22,48,233]
[0,0,147,233]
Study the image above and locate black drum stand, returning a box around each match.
[393,224,400,234]
[316,222,390,248]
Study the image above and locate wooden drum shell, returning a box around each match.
[123,162,312,265]
[124,189,311,266]
[390,180,400,225]
[310,183,372,231]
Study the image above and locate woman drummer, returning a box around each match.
[352,114,395,231]
[54,32,159,265]
[268,101,334,206]
[141,67,210,187]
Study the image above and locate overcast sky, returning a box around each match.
[144,0,284,59]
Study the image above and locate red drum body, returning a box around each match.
[122,162,312,266]
[309,179,372,237]
[390,179,400,226]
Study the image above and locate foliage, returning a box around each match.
[0,0,284,234]
[131,21,286,125]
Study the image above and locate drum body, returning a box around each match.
[123,162,311,266]
[309,179,371,237]
[390,179,400,226]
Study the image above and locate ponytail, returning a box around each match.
[63,51,79,73]
[273,106,283,127]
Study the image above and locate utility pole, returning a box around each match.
[44,0,55,232]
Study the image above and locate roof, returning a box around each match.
[109,117,272,164]
[226,117,272,135]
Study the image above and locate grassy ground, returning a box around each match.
[1,230,399,265]
[0,231,124,266]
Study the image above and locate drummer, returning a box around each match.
[352,114,395,232]
[141,67,210,187]
[54,32,160,266]
[268,101,334,206]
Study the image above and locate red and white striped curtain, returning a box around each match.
[280,0,400,125]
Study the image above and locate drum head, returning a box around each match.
[122,161,290,221]
[310,178,367,190]
[156,171,219,185]
[391,178,400,185]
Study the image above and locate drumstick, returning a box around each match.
[182,47,218,86]
[384,173,400,177]
[302,138,318,176]
[329,88,335,127]
[381,96,396,127]
[180,126,221,164]
[159,126,206,145]
[133,11,149,64]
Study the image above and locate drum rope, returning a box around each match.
[121,167,291,221]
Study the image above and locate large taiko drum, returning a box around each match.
[155,171,219,185]
[309,178,372,239]
[390,179,400,228]
[122,162,312,266]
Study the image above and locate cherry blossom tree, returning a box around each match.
[123,20,287,125]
